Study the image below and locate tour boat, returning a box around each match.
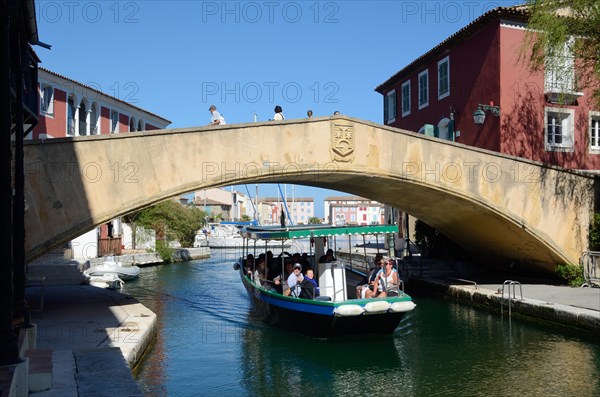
[83,255,141,281]
[234,224,416,337]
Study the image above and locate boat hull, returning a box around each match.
[240,267,409,337]
[84,265,140,281]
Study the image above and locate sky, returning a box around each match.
[35,0,522,217]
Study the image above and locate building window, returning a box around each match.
[545,38,576,95]
[384,90,396,123]
[110,110,119,134]
[67,98,75,136]
[40,84,54,115]
[438,56,450,100]
[418,70,429,109]
[401,80,411,117]
[590,112,600,152]
[545,107,574,151]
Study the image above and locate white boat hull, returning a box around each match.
[84,263,141,281]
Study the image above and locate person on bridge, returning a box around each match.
[209,105,226,125]
[273,105,285,121]
[307,109,313,118]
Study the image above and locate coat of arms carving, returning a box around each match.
[330,124,354,162]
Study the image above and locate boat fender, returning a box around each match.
[334,304,365,317]
[364,301,391,313]
[389,301,416,313]
[233,263,240,270]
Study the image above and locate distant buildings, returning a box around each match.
[32,68,171,259]
[324,196,385,226]
[192,189,315,225]
[259,197,315,225]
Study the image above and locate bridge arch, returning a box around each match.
[24,116,597,274]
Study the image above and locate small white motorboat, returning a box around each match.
[83,255,141,281]
[88,273,124,290]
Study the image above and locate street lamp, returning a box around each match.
[472,104,500,125]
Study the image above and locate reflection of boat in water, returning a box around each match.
[235,224,416,338]
[238,315,409,396]
[83,255,141,281]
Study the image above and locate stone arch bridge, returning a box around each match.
[24,116,598,274]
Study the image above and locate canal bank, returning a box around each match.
[338,247,600,335]
[17,247,212,396]
[409,278,600,335]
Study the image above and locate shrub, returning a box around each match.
[555,263,585,287]
[155,240,173,264]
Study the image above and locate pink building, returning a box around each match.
[324,196,385,226]
[33,68,171,140]
[376,6,600,171]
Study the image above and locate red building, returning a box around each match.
[32,67,171,140]
[376,6,600,171]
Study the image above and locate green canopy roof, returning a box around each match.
[241,224,398,240]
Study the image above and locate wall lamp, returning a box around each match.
[472,103,500,125]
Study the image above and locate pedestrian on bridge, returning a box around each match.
[209,105,226,125]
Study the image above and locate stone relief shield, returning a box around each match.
[330,123,354,162]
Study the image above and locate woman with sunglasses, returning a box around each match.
[371,258,399,298]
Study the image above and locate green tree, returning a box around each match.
[588,213,600,251]
[523,1,600,104]
[241,214,252,222]
[137,200,206,248]
[308,217,322,224]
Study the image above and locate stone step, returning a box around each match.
[25,349,53,393]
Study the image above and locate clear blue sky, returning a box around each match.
[36,0,521,217]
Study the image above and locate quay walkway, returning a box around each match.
[24,285,156,396]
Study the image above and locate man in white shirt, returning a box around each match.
[209,105,226,125]
[287,263,304,297]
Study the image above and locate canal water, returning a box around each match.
[124,250,600,397]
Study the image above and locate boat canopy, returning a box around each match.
[240,224,398,240]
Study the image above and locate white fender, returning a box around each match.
[334,304,365,317]
[364,301,391,313]
[389,301,416,313]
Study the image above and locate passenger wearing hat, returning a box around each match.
[208,105,226,125]
[287,263,304,297]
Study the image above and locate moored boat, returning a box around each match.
[235,224,416,337]
[84,255,141,281]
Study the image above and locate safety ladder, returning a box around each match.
[501,280,523,317]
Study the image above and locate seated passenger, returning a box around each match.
[273,262,293,295]
[244,254,255,276]
[371,258,399,298]
[252,257,268,287]
[319,248,336,263]
[287,263,304,297]
[356,256,384,299]
[299,268,319,299]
